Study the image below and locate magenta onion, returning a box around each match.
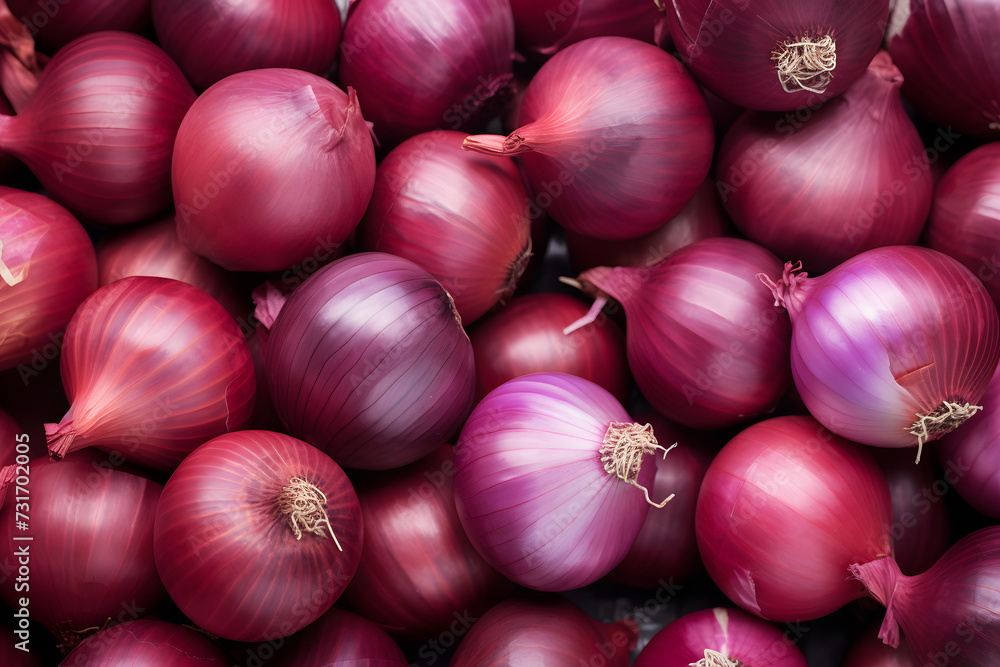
[257,252,474,470]
[342,445,514,639]
[274,608,408,666]
[6,0,150,52]
[450,594,636,667]
[696,415,893,622]
[463,36,713,241]
[173,69,374,272]
[61,619,230,666]
[760,245,1000,462]
[153,430,363,642]
[668,0,889,110]
[885,0,1000,137]
[0,458,166,649]
[925,142,1000,307]
[337,0,514,149]
[0,31,195,225]
[469,292,630,404]
[843,628,916,667]
[455,372,672,591]
[0,186,97,372]
[151,0,341,91]
[356,130,532,324]
[567,237,792,429]
[717,51,933,273]
[851,525,1000,662]
[633,607,809,667]
[44,276,256,471]
[509,0,659,59]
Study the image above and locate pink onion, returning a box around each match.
[61,619,230,666]
[760,245,1000,462]
[0,31,195,225]
[843,628,916,667]
[173,68,375,272]
[697,415,893,622]
[851,525,1000,662]
[567,237,792,429]
[153,430,363,642]
[717,52,933,273]
[257,252,475,470]
[509,0,659,59]
[925,142,1000,307]
[356,130,532,324]
[337,0,514,149]
[885,0,1000,137]
[151,0,341,91]
[342,445,514,639]
[668,0,889,110]
[463,36,714,241]
[44,276,256,471]
[634,607,809,666]
[0,186,97,372]
[455,372,672,591]
[274,608,408,666]
[7,0,150,52]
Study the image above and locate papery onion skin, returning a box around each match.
[273,607,408,666]
[44,276,256,471]
[356,130,532,324]
[0,31,195,225]
[153,430,363,642]
[151,0,342,91]
[61,618,231,666]
[717,51,932,273]
[668,0,890,111]
[264,252,475,470]
[173,69,375,272]
[464,36,714,241]
[0,186,97,372]
[7,0,151,52]
[696,415,894,622]
[633,606,809,666]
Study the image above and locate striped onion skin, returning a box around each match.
[44,276,256,471]
[273,608,408,666]
[62,618,230,666]
[153,430,363,642]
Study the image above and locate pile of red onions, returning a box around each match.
[61,618,230,666]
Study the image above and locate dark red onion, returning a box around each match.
[342,445,514,639]
[173,68,375,272]
[356,130,532,324]
[61,619,230,666]
[668,0,889,110]
[44,276,256,471]
[0,186,97,372]
[153,430,363,642]
[842,627,916,667]
[510,0,659,59]
[7,0,150,52]
[0,31,195,225]
[258,252,475,470]
[464,36,713,241]
[337,0,514,149]
[274,608,408,666]
[717,52,932,273]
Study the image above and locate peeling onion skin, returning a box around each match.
[61,619,231,666]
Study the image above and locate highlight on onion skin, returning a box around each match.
[60,618,231,666]
[842,626,916,667]
[6,0,151,53]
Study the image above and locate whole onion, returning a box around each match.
[61,619,230,666]
[6,0,150,52]
[274,608,408,666]
[172,68,375,272]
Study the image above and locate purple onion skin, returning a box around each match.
[274,607,408,666]
[7,0,151,53]
[61,619,231,666]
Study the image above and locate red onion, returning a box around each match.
[668,0,889,111]
[925,142,1000,307]
[510,0,659,59]
[567,237,792,429]
[151,0,341,91]
[153,430,363,642]
[0,624,41,666]
[0,2,44,112]
[337,0,514,149]
[463,36,714,241]
[0,186,97,372]
[0,458,166,649]
[257,252,475,470]
[61,619,230,666]
[356,130,532,324]
[0,31,195,225]
[44,276,256,471]
[450,593,637,667]
[760,245,1000,462]
[851,525,1000,663]
[455,372,672,591]
[697,415,893,622]
[843,628,916,667]
[7,0,150,52]
[634,607,809,667]
[468,292,630,404]
[885,0,1000,137]
[274,608,408,666]
[173,69,374,272]
[718,52,932,273]
[342,445,514,639]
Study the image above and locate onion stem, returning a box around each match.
[278,476,342,550]
[690,649,744,667]
[908,400,983,464]
[600,422,676,507]
[772,34,836,94]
